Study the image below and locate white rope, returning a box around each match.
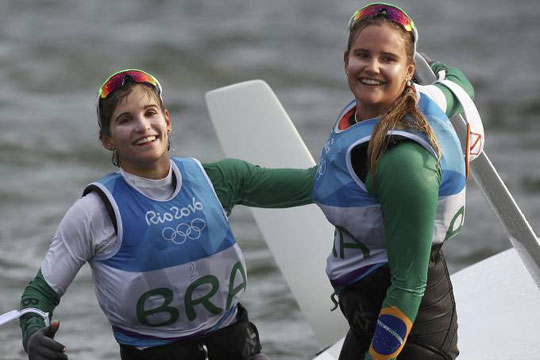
[0,308,50,327]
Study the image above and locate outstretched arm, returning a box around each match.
[203,158,317,215]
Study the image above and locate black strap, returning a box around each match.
[119,304,261,360]
[83,185,118,235]
[82,170,178,238]
[350,135,412,182]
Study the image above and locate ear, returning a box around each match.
[164,109,172,134]
[100,132,115,151]
[344,51,350,75]
[407,62,416,82]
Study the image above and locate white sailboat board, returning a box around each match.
[206,70,540,357]
[206,81,348,349]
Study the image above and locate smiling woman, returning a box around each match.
[18,68,317,360]
[344,21,415,121]
[100,83,172,178]
[97,70,171,178]
[312,2,477,360]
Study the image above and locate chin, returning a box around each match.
[354,91,380,103]
[357,98,383,109]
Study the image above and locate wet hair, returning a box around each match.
[346,16,441,179]
[97,79,166,166]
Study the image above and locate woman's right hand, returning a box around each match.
[26,320,67,360]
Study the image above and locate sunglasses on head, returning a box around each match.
[98,69,163,100]
[348,2,418,47]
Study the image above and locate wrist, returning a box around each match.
[21,314,46,352]
[23,328,40,353]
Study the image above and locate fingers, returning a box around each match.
[37,334,66,353]
[35,344,68,360]
[28,321,68,360]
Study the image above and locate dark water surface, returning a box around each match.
[1,0,539,359]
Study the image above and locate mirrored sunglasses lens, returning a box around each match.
[100,71,157,99]
[100,74,124,98]
[127,71,157,86]
[350,4,412,33]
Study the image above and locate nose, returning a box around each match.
[134,115,151,132]
[365,57,380,74]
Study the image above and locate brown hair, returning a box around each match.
[97,81,166,166]
[97,81,164,138]
[347,16,441,179]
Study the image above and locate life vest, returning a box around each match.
[84,157,247,347]
[313,94,466,288]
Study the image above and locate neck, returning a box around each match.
[355,106,383,122]
[121,158,171,180]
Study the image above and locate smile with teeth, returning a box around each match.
[134,135,157,145]
[359,78,384,86]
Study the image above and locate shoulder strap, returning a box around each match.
[83,184,118,235]
[81,168,180,237]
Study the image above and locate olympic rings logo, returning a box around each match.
[161,218,207,245]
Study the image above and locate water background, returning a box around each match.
[1,0,539,358]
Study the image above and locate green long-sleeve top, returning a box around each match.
[20,159,317,346]
[359,63,474,360]
[363,143,440,360]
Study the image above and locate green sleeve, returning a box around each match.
[19,269,61,348]
[364,142,441,360]
[431,61,475,118]
[202,158,317,215]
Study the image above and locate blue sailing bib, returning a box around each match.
[313,94,466,288]
[85,157,246,346]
